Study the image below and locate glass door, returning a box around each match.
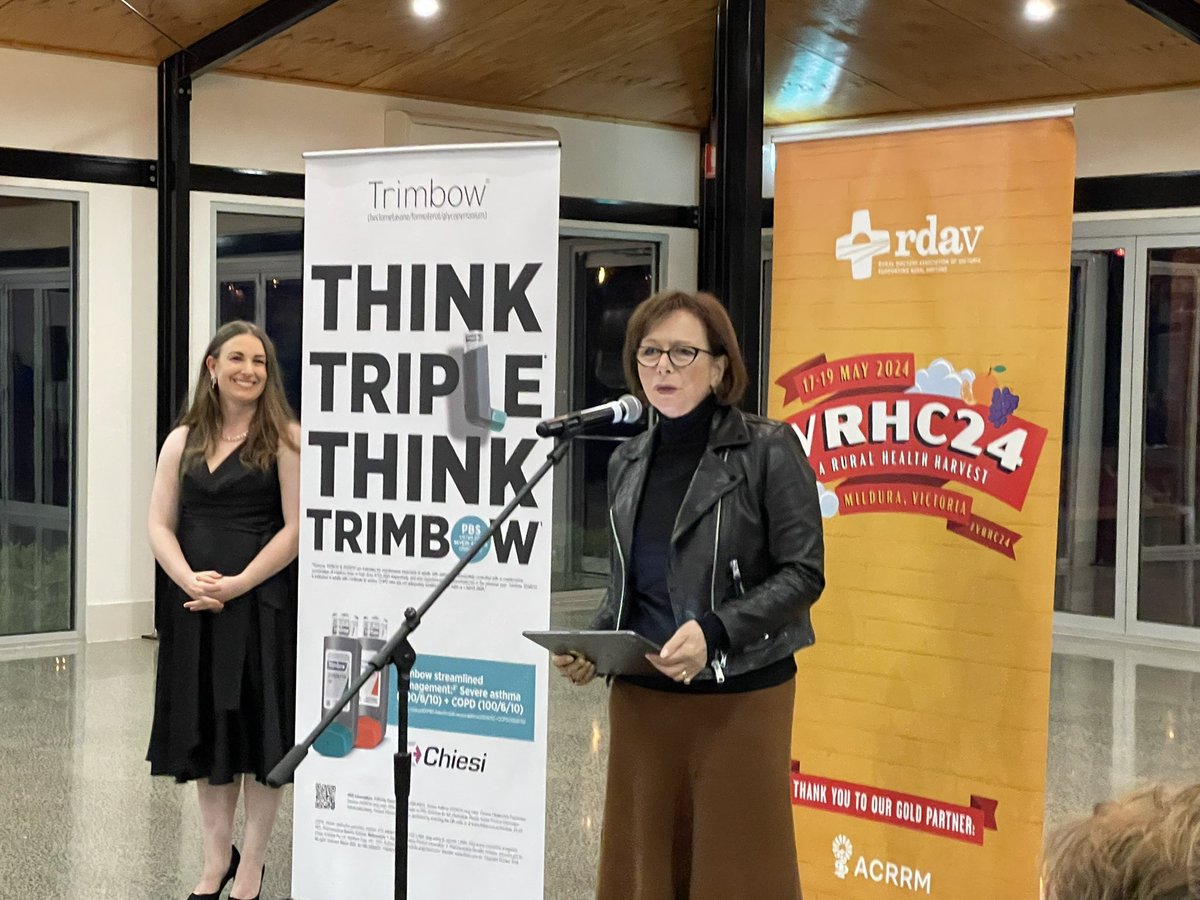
[1129,237,1200,640]
[0,272,75,637]
[552,238,660,591]
[1055,243,1130,631]
[1063,220,1200,645]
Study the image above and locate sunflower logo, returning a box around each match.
[832,834,853,879]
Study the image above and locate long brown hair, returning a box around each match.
[179,320,298,474]
[622,290,749,406]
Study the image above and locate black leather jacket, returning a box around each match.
[590,404,826,681]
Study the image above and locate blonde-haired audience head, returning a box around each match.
[1043,784,1200,900]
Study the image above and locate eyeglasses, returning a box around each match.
[635,344,717,368]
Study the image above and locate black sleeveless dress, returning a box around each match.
[147,449,298,785]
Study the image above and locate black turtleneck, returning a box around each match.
[626,394,718,648]
[623,395,796,695]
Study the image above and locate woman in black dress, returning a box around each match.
[147,320,300,900]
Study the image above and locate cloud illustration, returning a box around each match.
[816,482,839,518]
[909,358,974,399]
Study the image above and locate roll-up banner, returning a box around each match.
[292,141,560,900]
[771,113,1077,898]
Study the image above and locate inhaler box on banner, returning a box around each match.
[316,613,395,758]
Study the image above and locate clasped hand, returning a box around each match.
[646,620,707,685]
[183,570,247,613]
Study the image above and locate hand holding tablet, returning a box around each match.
[524,629,664,678]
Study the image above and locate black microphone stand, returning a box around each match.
[269,436,573,900]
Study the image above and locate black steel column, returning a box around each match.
[152,53,191,638]
[156,52,192,447]
[155,0,345,448]
[699,0,765,412]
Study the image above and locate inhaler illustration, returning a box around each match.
[463,331,506,432]
[314,613,360,758]
[355,616,390,749]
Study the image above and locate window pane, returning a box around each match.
[7,288,36,503]
[1055,251,1123,618]
[0,194,76,636]
[1135,665,1200,782]
[219,280,256,325]
[265,277,303,414]
[0,525,71,635]
[1138,246,1200,627]
[215,211,304,417]
[44,289,71,508]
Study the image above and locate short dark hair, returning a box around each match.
[622,290,749,406]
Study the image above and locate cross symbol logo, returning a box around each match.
[835,209,891,280]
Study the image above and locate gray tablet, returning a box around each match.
[523,629,663,677]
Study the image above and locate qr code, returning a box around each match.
[316,783,336,811]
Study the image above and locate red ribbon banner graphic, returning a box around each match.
[776,353,917,405]
[947,513,1022,560]
[835,482,973,526]
[833,478,1023,556]
[790,768,999,847]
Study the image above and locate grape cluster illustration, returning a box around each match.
[989,386,1020,427]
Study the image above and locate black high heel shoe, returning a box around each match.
[187,845,240,900]
[230,864,265,900]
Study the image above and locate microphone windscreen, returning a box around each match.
[617,394,643,424]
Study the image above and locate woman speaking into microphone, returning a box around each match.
[554,289,825,900]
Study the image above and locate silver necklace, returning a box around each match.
[221,430,249,442]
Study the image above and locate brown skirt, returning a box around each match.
[596,678,803,900]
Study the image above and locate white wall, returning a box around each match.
[191,73,699,206]
[0,49,156,158]
[0,45,700,642]
[1073,88,1200,178]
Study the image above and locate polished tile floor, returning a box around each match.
[1,623,1198,899]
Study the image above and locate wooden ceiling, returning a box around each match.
[0,0,1197,128]
[765,0,1200,124]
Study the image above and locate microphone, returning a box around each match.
[536,394,643,438]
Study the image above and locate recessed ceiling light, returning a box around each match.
[412,0,440,18]
[1024,0,1055,23]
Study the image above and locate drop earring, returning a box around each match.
[210,373,217,390]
